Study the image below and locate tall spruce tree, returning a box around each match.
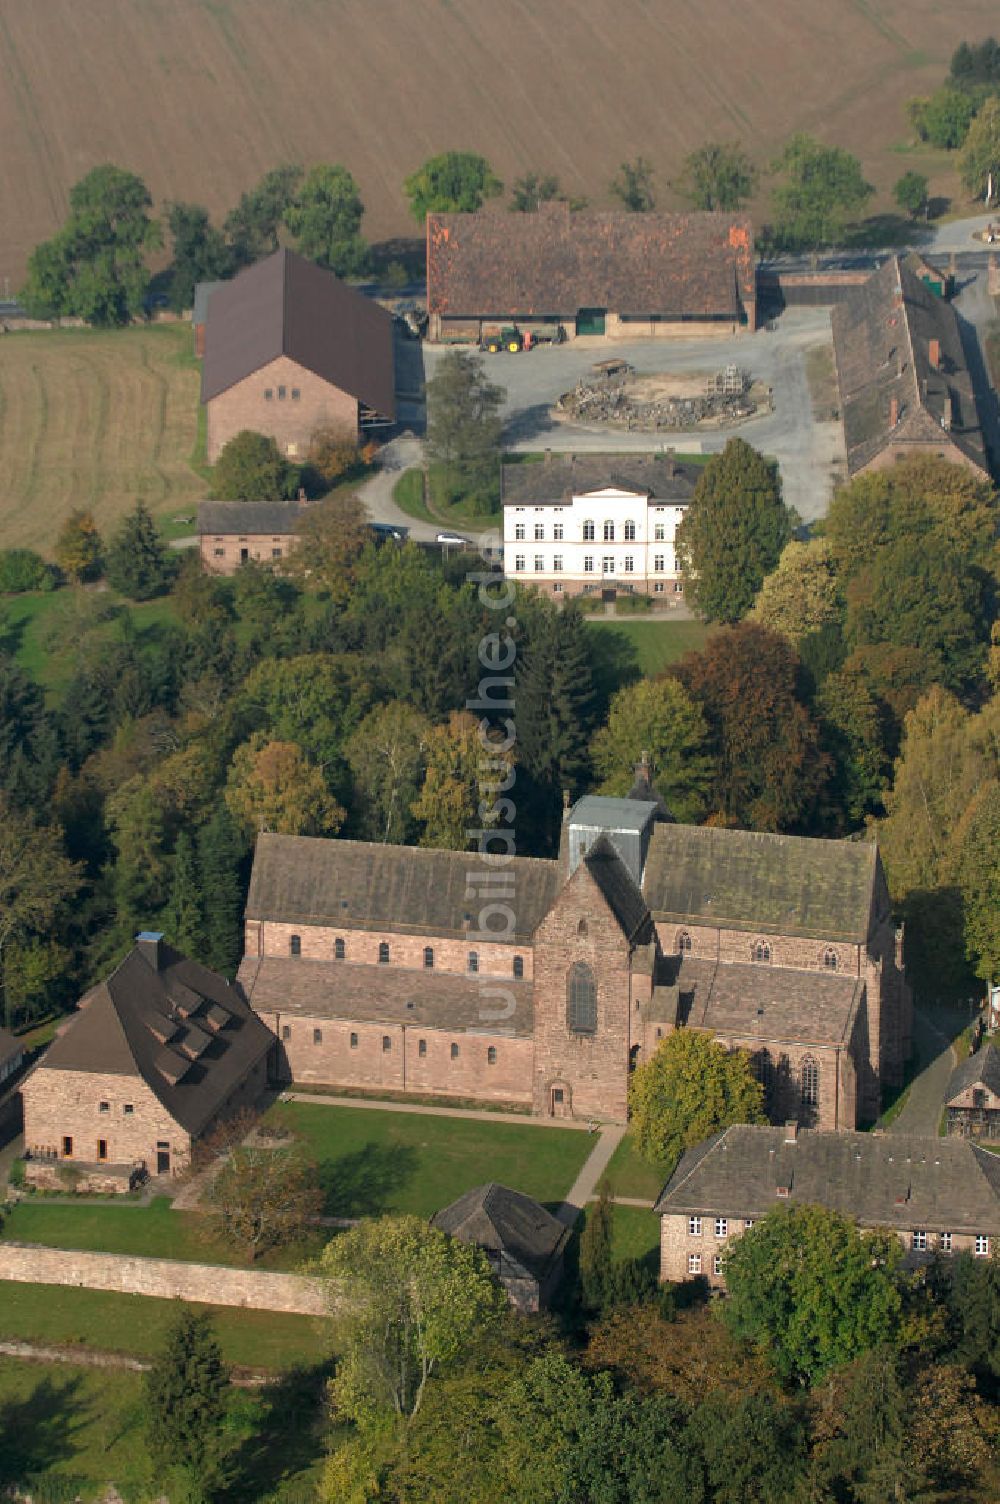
[163,831,204,956]
[198,806,245,976]
[105,502,176,600]
[580,1183,615,1313]
[145,1307,229,1501]
[516,602,594,850]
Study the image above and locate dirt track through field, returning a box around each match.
[0,325,203,551]
[0,1,995,287]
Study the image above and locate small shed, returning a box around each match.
[432,1182,570,1311]
[945,1043,1000,1139]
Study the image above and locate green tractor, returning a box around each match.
[482,325,523,354]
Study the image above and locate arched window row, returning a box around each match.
[567,961,597,1035]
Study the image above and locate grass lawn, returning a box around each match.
[392,468,435,524]
[0,1355,332,1501]
[265,1100,593,1216]
[1,1195,321,1271]
[0,325,204,555]
[577,1203,660,1267]
[601,1133,667,1202]
[586,618,708,677]
[0,1282,330,1372]
[0,587,181,693]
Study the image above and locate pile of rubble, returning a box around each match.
[557,365,758,431]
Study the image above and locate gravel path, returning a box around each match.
[556,1123,627,1226]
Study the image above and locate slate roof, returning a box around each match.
[427,204,755,320]
[641,824,880,943]
[201,248,396,417]
[584,835,654,943]
[831,255,986,475]
[644,957,862,1046]
[38,939,274,1137]
[0,1027,23,1074]
[192,279,224,326]
[431,1182,570,1279]
[238,956,535,1036]
[197,500,306,535]
[946,1042,1000,1106]
[501,454,700,507]
[654,1125,1000,1234]
[245,833,561,943]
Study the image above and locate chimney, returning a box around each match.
[544,448,553,465]
[928,337,940,370]
[634,751,652,790]
[136,931,164,971]
[784,1121,799,1144]
[297,486,307,503]
[889,396,899,428]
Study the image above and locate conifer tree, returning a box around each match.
[580,1182,615,1313]
[145,1307,229,1501]
[104,501,176,600]
[198,806,245,976]
[163,831,204,956]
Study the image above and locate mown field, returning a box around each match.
[0,325,203,552]
[0,1,993,287]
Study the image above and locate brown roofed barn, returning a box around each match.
[21,933,274,1191]
[426,204,756,341]
[832,254,987,477]
[201,248,396,463]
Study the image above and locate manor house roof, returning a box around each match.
[201,248,396,418]
[654,1125,1000,1235]
[246,833,561,944]
[39,936,274,1137]
[500,453,700,506]
[641,824,880,943]
[237,956,535,1037]
[427,205,755,319]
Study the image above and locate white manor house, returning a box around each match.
[500,453,699,600]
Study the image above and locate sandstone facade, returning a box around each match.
[206,354,358,463]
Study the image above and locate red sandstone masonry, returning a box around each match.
[0,1242,330,1316]
[252,920,533,981]
[206,355,358,464]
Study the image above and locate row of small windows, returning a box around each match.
[676,932,840,972]
[264,386,301,400]
[279,1025,498,1065]
[688,1226,987,1260]
[688,1253,725,1276]
[513,555,678,575]
[287,935,523,976]
[688,1216,748,1236]
[514,520,671,543]
[98,1101,134,1115]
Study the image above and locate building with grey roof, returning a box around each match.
[237,772,910,1129]
[201,248,395,463]
[832,254,987,477]
[655,1124,1000,1287]
[21,933,274,1189]
[945,1042,1000,1140]
[432,1182,571,1311]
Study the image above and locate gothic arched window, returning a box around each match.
[678,931,692,954]
[753,940,772,964]
[801,1056,819,1108]
[423,947,434,969]
[823,948,838,971]
[567,962,597,1035]
[578,919,588,937]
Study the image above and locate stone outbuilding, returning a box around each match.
[655,1123,1000,1288]
[20,933,274,1190]
[431,1182,571,1311]
[945,1042,1000,1139]
[832,254,987,477]
[200,248,396,463]
[197,498,308,575]
[426,204,756,342]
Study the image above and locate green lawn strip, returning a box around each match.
[426,463,499,526]
[1,1195,321,1271]
[586,618,708,676]
[392,468,435,524]
[0,1282,331,1371]
[577,1202,660,1265]
[600,1132,666,1202]
[265,1100,593,1216]
[1,588,180,692]
[0,1355,332,1501]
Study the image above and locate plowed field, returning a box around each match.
[0,0,995,287]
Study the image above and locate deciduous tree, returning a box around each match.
[166,201,232,312]
[894,169,930,218]
[210,430,298,502]
[345,701,429,844]
[769,134,873,250]
[908,87,977,149]
[203,1121,323,1262]
[951,779,1000,984]
[404,153,503,221]
[628,1030,765,1170]
[225,164,302,266]
[509,172,567,211]
[145,1307,229,1501]
[425,350,505,513]
[285,164,369,277]
[411,710,511,851]
[961,95,1000,200]
[590,676,713,822]
[225,735,345,838]
[319,1215,505,1423]
[675,439,792,624]
[678,142,757,211]
[54,509,103,583]
[0,796,81,1028]
[285,492,370,606]
[722,1204,903,1384]
[749,538,842,643]
[610,157,656,212]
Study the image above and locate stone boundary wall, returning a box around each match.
[0,1242,330,1317]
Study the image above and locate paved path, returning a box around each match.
[280,1089,599,1131]
[556,1124,627,1226]
[888,1010,957,1137]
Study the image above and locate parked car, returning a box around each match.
[436,532,468,546]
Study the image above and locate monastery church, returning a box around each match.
[239,767,911,1130]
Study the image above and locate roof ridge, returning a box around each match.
[257,830,559,869]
